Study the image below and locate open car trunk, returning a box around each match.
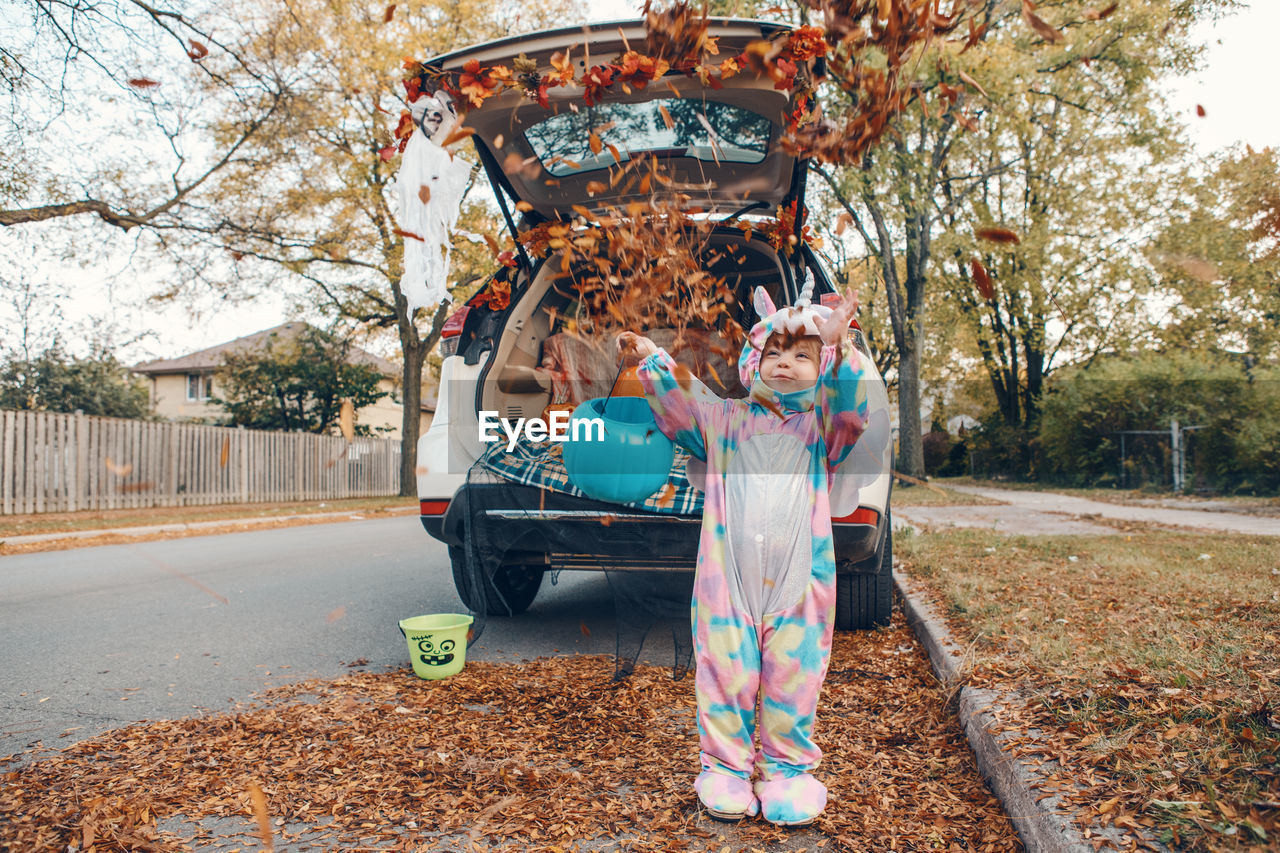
[424,18,811,223]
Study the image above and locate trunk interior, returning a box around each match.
[480,232,795,420]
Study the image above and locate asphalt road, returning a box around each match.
[0,516,667,761]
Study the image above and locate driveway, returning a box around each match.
[893,484,1279,537]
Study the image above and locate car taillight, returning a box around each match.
[818,292,861,331]
[832,507,879,525]
[438,306,469,357]
[420,499,450,516]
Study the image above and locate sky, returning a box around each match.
[7,1,1278,364]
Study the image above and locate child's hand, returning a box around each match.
[818,288,860,346]
[616,331,658,364]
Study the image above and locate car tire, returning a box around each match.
[448,545,544,616]
[835,517,892,631]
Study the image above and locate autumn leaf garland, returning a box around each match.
[401,24,828,118]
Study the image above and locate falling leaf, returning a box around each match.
[515,200,534,213]
[220,436,231,467]
[247,782,273,851]
[585,181,608,196]
[1167,254,1218,282]
[658,104,674,130]
[957,70,990,100]
[1196,104,1207,118]
[339,399,355,442]
[418,184,431,204]
[971,258,995,300]
[589,133,603,155]
[599,514,616,527]
[327,606,347,623]
[393,227,425,242]
[378,145,397,162]
[835,212,853,236]
[186,40,209,61]
[1083,2,1119,21]
[579,622,591,637]
[120,481,155,493]
[976,226,1021,245]
[383,3,395,23]
[127,77,160,88]
[441,125,475,148]
[655,482,677,508]
[104,457,133,477]
[1022,0,1065,43]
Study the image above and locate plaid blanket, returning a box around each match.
[478,440,704,515]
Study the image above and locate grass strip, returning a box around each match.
[0,497,417,538]
[899,525,1280,850]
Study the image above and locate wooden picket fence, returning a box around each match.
[0,409,401,515]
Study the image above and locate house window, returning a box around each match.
[186,373,212,401]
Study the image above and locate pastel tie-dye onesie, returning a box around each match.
[635,288,869,823]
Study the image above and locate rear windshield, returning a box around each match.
[524,99,773,177]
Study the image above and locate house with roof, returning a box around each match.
[132,322,436,438]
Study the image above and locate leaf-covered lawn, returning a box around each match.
[0,616,1020,852]
[900,527,1280,850]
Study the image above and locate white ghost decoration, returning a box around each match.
[397,91,473,313]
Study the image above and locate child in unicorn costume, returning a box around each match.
[618,275,869,826]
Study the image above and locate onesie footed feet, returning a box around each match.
[695,770,760,822]
[753,772,827,827]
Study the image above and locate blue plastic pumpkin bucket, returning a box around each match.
[562,396,674,504]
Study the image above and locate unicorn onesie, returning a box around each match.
[634,282,870,825]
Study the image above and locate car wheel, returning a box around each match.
[835,515,892,631]
[448,545,544,616]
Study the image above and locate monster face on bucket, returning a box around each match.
[417,635,456,666]
[399,613,473,679]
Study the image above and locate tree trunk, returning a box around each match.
[895,327,925,478]
[398,336,427,497]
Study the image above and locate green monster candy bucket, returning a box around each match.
[398,613,473,679]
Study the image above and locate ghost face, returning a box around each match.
[758,332,821,394]
[412,92,458,145]
[416,635,457,666]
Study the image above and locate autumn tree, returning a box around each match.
[810,0,1235,478]
[155,0,582,494]
[1,0,286,231]
[1147,145,1280,361]
[0,347,153,418]
[213,326,388,434]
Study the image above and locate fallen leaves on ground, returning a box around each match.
[0,611,1019,851]
[900,527,1280,851]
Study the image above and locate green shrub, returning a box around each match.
[1037,351,1278,494]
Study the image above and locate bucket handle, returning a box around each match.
[603,353,629,418]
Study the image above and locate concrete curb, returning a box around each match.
[895,570,1116,853]
[0,508,419,546]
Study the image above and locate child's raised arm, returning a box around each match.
[618,332,716,461]
[815,291,871,468]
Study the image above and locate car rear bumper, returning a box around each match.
[421,483,884,571]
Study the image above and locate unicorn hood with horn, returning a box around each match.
[737,269,831,390]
